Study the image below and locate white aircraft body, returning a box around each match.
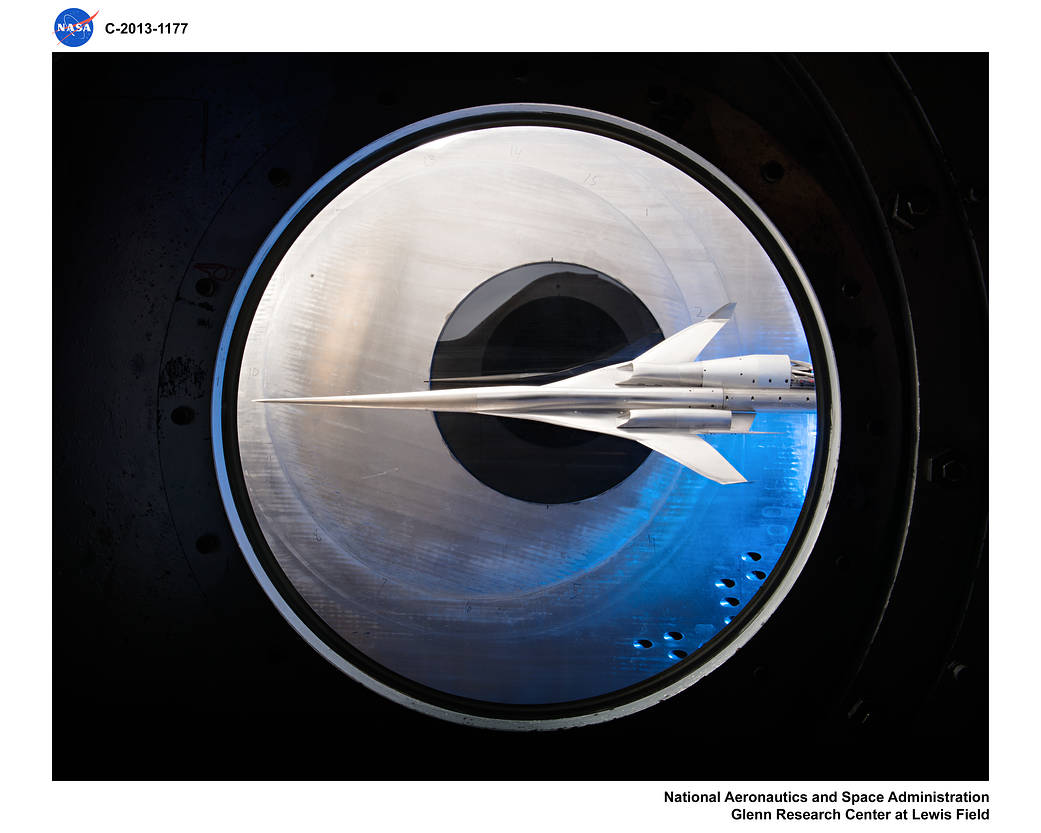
[258,304,816,485]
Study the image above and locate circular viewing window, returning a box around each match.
[213,105,840,729]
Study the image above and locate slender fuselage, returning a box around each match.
[257,303,817,483]
[265,352,815,417]
[298,384,816,414]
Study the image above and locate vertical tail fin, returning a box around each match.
[624,303,735,365]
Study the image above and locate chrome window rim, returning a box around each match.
[211,103,842,731]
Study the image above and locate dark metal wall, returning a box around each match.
[53,53,987,779]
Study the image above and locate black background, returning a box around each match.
[53,53,987,779]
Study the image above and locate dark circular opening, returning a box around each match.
[195,533,220,554]
[483,297,627,447]
[761,160,785,183]
[195,277,217,297]
[430,262,663,503]
[267,167,291,188]
[841,279,862,299]
[170,405,195,425]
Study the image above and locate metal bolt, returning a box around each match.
[891,187,935,231]
[949,662,970,683]
[940,458,967,484]
[927,449,967,485]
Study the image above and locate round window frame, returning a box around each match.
[211,103,842,730]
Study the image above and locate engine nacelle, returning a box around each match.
[621,354,794,389]
[619,408,754,433]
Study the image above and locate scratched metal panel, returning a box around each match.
[235,126,816,704]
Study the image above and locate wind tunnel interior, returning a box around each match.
[52,52,987,779]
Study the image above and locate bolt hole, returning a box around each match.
[743,551,762,561]
[195,533,220,554]
[721,597,740,607]
[633,639,653,649]
[748,570,766,580]
[171,406,195,425]
[668,649,688,660]
[663,631,684,641]
[841,280,862,299]
[195,277,217,297]
[716,578,735,588]
[267,167,291,187]
[761,160,785,183]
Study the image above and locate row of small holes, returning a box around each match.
[631,640,687,660]
[722,552,767,619]
[723,395,811,402]
[632,552,770,654]
[633,630,686,649]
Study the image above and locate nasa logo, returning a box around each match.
[54,8,98,47]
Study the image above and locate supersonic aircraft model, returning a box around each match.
[258,304,816,484]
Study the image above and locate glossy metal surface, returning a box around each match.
[231,120,824,708]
